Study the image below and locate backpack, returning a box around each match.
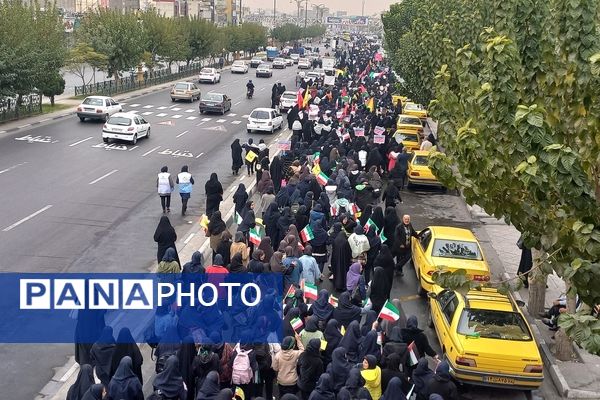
[231,347,253,385]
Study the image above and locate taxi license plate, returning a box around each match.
[483,376,515,385]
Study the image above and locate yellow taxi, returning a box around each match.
[393,129,421,151]
[403,102,428,121]
[396,114,424,134]
[407,150,441,188]
[392,94,411,106]
[427,287,544,391]
[411,225,490,295]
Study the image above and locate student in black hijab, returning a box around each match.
[359,330,380,363]
[370,206,385,233]
[283,307,301,338]
[412,358,434,400]
[326,347,352,391]
[323,319,343,367]
[369,267,391,314]
[110,328,143,384]
[229,252,246,273]
[233,184,248,216]
[205,173,223,218]
[207,211,226,256]
[310,289,334,327]
[67,364,95,400]
[308,373,336,400]
[179,336,197,400]
[215,389,233,400]
[270,155,285,192]
[238,201,256,237]
[75,309,106,365]
[374,244,395,285]
[196,370,221,400]
[339,368,364,400]
[89,326,115,386]
[331,229,352,291]
[231,139,243,175]
[263,202,280,247]
[360,310,378,337]
[380,376,407,400]
[107,356,143,400]
[359,204,373,227]
[381,353,410,394]
[276,207,295,245]
[154,216,178,264]
[338,320,362,364]
[401,316,438,368]
[152,355,186,400]
[334,292,363,328]
[298,338,324,400]
[80,384,104,400]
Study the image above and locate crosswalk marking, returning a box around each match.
[217,119,226,123]
[157,106,167,110]
[129,104,140,107]
[156,113,168,117]
[231,120,242,125]
[229,113,237,117]
[242,115,249,118]
[142,111,153,115]
[202,118,212,121]
[185,109,195,113]
[143,105,153,109]
[172,115,182,119]
[186,116,197,120]
[172,107,182,111]
[129,110,139,114]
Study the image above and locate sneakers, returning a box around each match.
[542,318,554,327]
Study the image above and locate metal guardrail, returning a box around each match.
[0,94,43,123]
[73,61,221,97]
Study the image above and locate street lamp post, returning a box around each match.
[304,0,307,28]
[362,0,365,17]
[273,0,276,26]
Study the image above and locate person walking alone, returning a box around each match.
[231,138,243,175]
[157,166,174,213]
[205,173,223,218]
[392,214,418,276]
[177,165,194,216]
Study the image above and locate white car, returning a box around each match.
[298,58,311,69]
[285,58,294,66]
[314,68,325,77]
[247,108,283,134]
[199,68,221,84]
[231,60,249,74]
[279,91,298,113]
[102,112,150,144]
[250,57,265,68]
[273,58,287,69]
[256,64,273,78]
[290,53,300,64]
[303,71,321,82]
[77,96,122,122]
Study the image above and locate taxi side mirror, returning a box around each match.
[427,292,437,299]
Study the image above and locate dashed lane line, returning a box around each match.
[89,169,118,185]
[195,152,204,159]
[142,146,161,157]
[69,137,94,147]
[2,205,53,232]
[176,130,190,138]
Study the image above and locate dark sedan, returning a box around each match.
[199,93,232,115]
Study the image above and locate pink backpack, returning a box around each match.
[231,346,253,385]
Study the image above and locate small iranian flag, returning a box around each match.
[300,225,315,243]
[285,285,295,299]
[235,211,243,224]
[330,205,338,217]
[316,172,329,186]
[407,341,420,366]
[342,132,351,142]
[328,295,338,307]
[378,300,401,322]
[290,317,304,332]
[304,282,318,301]
[249,227,262,246]
[313,152,320,164]
[351,203,360,216]
[363,218,379,234]
[379,229,387,243]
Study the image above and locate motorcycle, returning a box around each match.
[246,88,254,99]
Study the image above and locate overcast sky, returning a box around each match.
[244,0,397,16]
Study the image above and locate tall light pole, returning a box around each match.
[273,0,276,26]
[311,3,326,23]
[361,0,365,17]
[304,0,307,28]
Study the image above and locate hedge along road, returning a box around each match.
[0,63,298,400]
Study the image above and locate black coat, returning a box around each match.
[154,216,178,264]
[424,375,459,400]
[331,231,352,291]
[231,139,243,170]
[297,340,324,393]
[392,223,417,256]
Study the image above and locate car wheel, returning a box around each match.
[200,109,204,114]
[417,269,427,297]
[270,127,274,134]
[171,98,175,102]
[103,137,109,143]
[132,134,137,145]
[146,128,150,138]
[427,304,434,329]
[247,129,252,133]
[221,108,225,115]
[103,114,109,122]
[79,116,85,122]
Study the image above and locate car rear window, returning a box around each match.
[431,239,482,260]
[174,83,189,90]
[458,309,532,341]
[203,93,222,101]
[201,68,213,74]
[250,110,270,119]
[233,61,245,66]
[83,98,104,106]
[107,116,132,126]
[399,116,422,125]
[282,93,296,100]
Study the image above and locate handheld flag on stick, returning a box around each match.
[290,317,304,333]
[199,214,209,230]
[363,218,379,234]
[235,212,243,225]
[378,300,401,321]
[379,229,387,243]
[300,225,315,243]
[312,152,320,165]
[249,227,262,246]
[316,171,329,186]
[407,341,420,366]
[285,285,295,299]
[303,282,318,301]
[234,386,245,400]
[328,295,338,307]
[366,97,375,113]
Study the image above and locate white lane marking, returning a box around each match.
[0,130,6,134]
[234,101,241,106]
[260,87,266,91]
[119,102,127,106]
[172,107,182,111]
[39,118,50,123]
[196,152,204,159]
[202,117,212,121]
[128,146,139,152]
[0,162,28,175]
[229,185,236,193]
[217,119,226,123]
[232,120,242,125]
[18,123,31,128]
[69,136,94,147]
[239,175,246,180]
[185,109,195,113]
[142,111,154,115]
[222,84,229,88]
[229,113,237,117]
[157,106,168,110]
[184,233,195,244]
[142,146,161,157]
[176,130,190,138]
[242,115,249,118]
[89,169,118,185]
[186,116,197,120]
[172,115,182,119]
[196,121,207,127]
[156,113,168,117]
[142,105,153,109]
[2,205,53,232]
[129,110,139,114]
[129,104,140,107]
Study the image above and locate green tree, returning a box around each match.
[139,9,186,68]
[271,23,303,43]
[179,17,219,65]
[39,72,65,106]
[65,42,109,87]
[78,9,145,80]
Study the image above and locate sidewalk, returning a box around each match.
[41,126,291,400]
[466,204,600,399]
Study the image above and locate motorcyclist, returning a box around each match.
[246,80,255,97]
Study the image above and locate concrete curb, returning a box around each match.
[42,126,291,400]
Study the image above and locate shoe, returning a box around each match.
[167,208,171,213]
[162,209,166,214]
[542,318,553,327]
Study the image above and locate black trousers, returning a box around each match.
[396,249,411,272]
[160,195,171,211]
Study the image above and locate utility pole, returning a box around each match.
[210,0,215,23]
[239,0,242,24]
[304,0,307,28]
[361,0,365,17]
[273,0,276,26]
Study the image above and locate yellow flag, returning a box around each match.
[320,339,328,351]
[302,88,311,108]
[312,163,321,176]
[366,97,375,112]
[234,386,245,400]
[199,214,209,229]
[256,217,264,226]
[340,325,346,336]
[245,150,257,162]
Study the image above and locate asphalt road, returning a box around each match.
[0,63,299,400]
